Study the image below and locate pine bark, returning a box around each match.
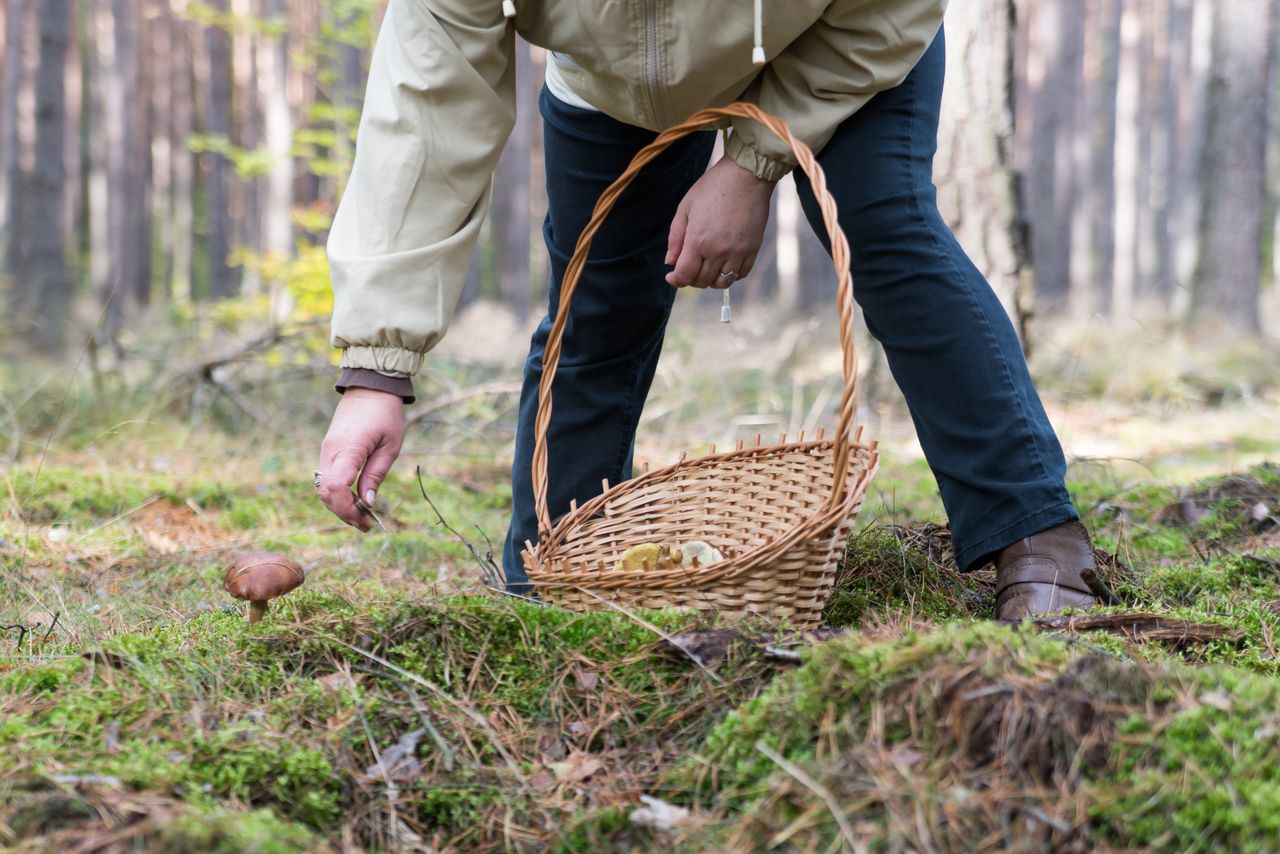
[1024,0,1085,308]
[28,0,72,350]
[1191,0,1275,332]
[203,2,235,299]
[936,0,1031,335]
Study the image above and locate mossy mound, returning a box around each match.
[570,623,1280,853]
[0,594,778,851]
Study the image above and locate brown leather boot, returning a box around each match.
[994,520,1099,620]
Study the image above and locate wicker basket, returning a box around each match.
[520,103,878,628]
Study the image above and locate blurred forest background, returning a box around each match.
[1,0,1277,365]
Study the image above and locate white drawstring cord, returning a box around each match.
[502,0,516,18]
[752,0,765,65]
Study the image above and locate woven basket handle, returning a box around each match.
[532,103,859,536]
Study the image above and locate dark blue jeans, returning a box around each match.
[501,32,1077,593]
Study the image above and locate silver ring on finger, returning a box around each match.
[718,270,739,283]
[313,470,323,489]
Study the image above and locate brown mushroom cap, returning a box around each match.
[223,552,305,601]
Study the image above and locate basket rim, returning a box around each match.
[523,431,879,589]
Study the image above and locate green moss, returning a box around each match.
[157,804,320,852]
[823,527,982,627]
[1092,668,1280,852]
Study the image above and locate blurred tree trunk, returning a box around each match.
[1071,0,1122,316]
[936,0,1032,341]
[104,0,149,321]
[1112,0,1142,318]
[202,0,235,298]
[27,0,71,351]
[151,0,174,301]
[1171,0,1211,313]
[1025,0,1085,309]
[88,0,112,329]
[1191,0,1276,332]
[2,0,31,297]
[170,12,194,303]
[231,0,260,296]
[259,0,294,320]
[1140,0,1176,300]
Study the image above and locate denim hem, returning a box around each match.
[954,499,1079,573]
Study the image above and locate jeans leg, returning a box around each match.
[501,89,716,593]
[794,29,1077,571]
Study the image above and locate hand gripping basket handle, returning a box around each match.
[532,103,860,536]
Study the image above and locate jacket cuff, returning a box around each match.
[339,345,425,376]
[724,131,795,183]
[335,368,416,404]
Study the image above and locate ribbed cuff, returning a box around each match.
[335,369,416,404]
[724,130,795,183]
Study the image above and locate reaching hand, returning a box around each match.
[316,387,405,531]
[666,155,776,289]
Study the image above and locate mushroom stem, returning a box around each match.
[248,600,269,623]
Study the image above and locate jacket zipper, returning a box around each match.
[641,0,668,127]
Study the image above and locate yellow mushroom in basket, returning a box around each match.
[614,543,679,572]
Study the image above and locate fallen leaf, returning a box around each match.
[549,750,605,784]
[573,666,599,691]
[365,728,426,781]
[140,528,180,554]
[629,795,703,834]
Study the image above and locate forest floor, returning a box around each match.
[1,315,1279,852]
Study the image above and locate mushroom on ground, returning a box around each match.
[223,552,304,623]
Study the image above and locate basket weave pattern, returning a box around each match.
[521,104,878,627]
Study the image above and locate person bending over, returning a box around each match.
[315,0,1099,620]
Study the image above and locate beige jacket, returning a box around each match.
[328,0,947,376]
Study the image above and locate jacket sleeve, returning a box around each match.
[326,0,516,376]
[725,0,946,182]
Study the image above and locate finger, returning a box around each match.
[665,205,688,267]
[357,438,401,507]
[666,240,704,287]
[716,255,750,289]
[695,256,726,289]
[318,447,371,531]
[738,253,756,279]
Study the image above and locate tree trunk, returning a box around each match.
[231,0,260,296]
[1112,0,1142,318]
[2,0,31,298]
[28,0,71,351]
[258,0,294,320]
[1071,0,1122,316]
[1024,0,1085,310]
[1171,0,1211,317]
[203,1,235,299]
[936,0,1032,339]
[1191,0,1275,332]
[171,11,194,303]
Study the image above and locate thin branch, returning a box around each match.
[404,381,522,426]
[756,740,860,851]
[415,465,504,589]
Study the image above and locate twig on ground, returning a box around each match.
[568,586,724,684]
[74,494,164,542]
[337,640,534,796]
[415,465,504,589]
[762,644,805,664]
[404,382,522,426]
[755,740,860,851]
[1080,568,1124,606]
